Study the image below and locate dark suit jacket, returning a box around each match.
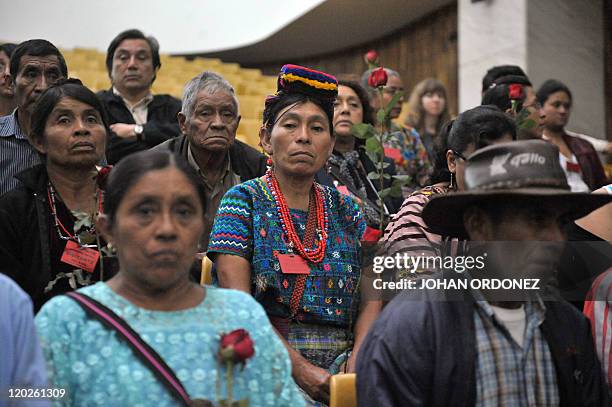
[357,272,609,407]
[151,135,267,183]
[97,89,182,164]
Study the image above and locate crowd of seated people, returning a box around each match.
[0,29,611,407]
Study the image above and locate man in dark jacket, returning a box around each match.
[152,71,267,251]
[98,29,181,164]
[356,140,611,406]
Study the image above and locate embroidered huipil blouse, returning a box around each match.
[208,177,366,328]
[35,283,303,406]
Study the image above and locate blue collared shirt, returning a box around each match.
[0,274,50,407]
[0,110,40,197]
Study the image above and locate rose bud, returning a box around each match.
[219,329,255,364]
[508,84,523,100]
[365,50,379,64]
[368,67,388,88]
[95,165,113,191]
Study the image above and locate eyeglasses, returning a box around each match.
[452,150,467,161]
[523,101,542,110]
[382,86,404,95]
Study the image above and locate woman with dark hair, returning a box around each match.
[209,65,380,405]
[0,43,17,116]
[481,76,544,140]
[537,79,607,191]
[383,105,516,276]
[324,78,400,235]
[405,78,451,161]
[0,79,117,312]
[35,150,303,406]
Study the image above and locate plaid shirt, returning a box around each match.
[472,289,560,406]
[0,110,40,196]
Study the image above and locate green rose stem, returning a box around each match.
[377,86,386,234]
[216,366,221,405]
[226,360,234,404]
[95,191,104,280]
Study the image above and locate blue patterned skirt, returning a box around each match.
[287,322,352,406]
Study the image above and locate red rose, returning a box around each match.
[368,67,388,88]
[508,84,522,100]
[364,50,379,64]
[96,165,113,191]
[219,329,255,364]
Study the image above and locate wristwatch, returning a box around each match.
[134,124,144,142]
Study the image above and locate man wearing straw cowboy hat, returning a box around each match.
[357,140,610,406]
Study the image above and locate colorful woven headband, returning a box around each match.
[264,64,337,107]
[263,64,338,126]
[277,64,338,97]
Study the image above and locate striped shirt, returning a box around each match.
[382,184,458,278]
[584,269,612,388]
[472,288,560,406]
[0,111,40,196]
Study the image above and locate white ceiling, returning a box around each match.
[199,0,454,64]
[2,0,453,64]
[0,0,324,54]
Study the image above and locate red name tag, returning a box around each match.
[60,240,100,274]
[277,254,310,275]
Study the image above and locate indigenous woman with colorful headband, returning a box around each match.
[0,79,118,312]
[208,65,380,405]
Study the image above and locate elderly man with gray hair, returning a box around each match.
[361,67,404,119]
[152,71,267,250]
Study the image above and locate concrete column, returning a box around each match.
[458,0,605,139]
[527,0,605,139]
[458,0,528,110]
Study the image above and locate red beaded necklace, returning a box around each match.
[47,181,103,246]
[266,168,329,263]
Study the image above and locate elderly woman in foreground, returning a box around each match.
[208,65,381,405]
[35,150,303,406]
